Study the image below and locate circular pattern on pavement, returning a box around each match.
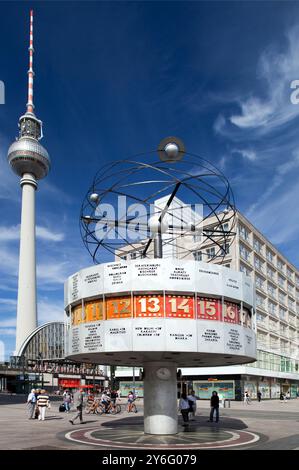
[65,425,260,449]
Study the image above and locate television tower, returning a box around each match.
[7,11,51,354]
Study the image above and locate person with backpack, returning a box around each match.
[208,391,220,423]
[63,389,72,413]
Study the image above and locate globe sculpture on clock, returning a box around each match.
[65,137,256,435]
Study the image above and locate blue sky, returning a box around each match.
[1,0,299,357]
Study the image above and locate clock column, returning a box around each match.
[143,362,178,434]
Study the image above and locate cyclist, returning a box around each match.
[101,391,111,413]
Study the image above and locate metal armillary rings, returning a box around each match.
[80,137,236,264]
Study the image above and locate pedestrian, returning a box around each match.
[69,388,84,425]
[257,391,262,402]
[110,389,118,406]
[27,388,37,419]
[286,391,290,400]
[34,388,41,419]
[187,390,197,421]
[178,393,190,426]
[244,390,251,405]
[63,389,72,413]
[208,391,220,423]
[37,389,50,421]
[127,391,135,412]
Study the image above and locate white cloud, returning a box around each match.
[38,298,64,323]
[0,224,64,242]
[230,98,273,129]
[247,151,299,217]
[216,25,299,136]
[36,226,65,242]
[0,318,16,328]
[232,148,257,161]
[0,328,15,336]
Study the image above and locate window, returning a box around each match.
[222,223,229,232]
[256,294,265,308]
[254,256,264,272]
[256,312,266,323]
[193,233,202,243]
[279,307,286,321]
[221,243,230,255]
[130,252,137,259]
[278,291,286,304]
[193,251,202,261]
[287,268,293,280]
[277,258,284,272]
[240,244,251,262]
[206,247,215,259]
[266,249,274,263]
[287,283,294,295]
[253,237,263,254]
[239,224,250,241]
[240,263,251,277]
[120,255,127,260]
[288,298,295,311]
[278,275,285,288]
[268,301,277,316]
[255,275,264,290]
[268,283,276,298]
[269,319,278,331]
[267,266,275,280]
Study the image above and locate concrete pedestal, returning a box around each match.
[143,362,178,435]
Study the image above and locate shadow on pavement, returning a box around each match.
[101,414,248,431]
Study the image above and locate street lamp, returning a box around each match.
[38,352,44,388]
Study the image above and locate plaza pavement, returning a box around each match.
[0,395,299,450]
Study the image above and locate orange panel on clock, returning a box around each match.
[165,295,195,319]
[134,294,164,318]
[106,296,132,319]
[197,297,221,321]
[85,299,104,322]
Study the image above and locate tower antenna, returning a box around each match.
[26,10,34,114]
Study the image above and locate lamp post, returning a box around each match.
[38,352,44,388]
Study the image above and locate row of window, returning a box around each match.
[256,293,298,315]
[239,225,298,284]
[248,350,299,373]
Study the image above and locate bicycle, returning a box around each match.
[85,399,101,414]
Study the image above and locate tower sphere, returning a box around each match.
[7,136,50,180]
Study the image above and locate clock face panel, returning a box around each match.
[156,367,171,380]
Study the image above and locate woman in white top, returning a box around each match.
[179,393,190,426]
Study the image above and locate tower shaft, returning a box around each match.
[15,173,38,353]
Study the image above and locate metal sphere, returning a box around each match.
[7,137,50,180]
[158,136,185,162]
[164,142,179,159]
[89,193,100,203]
[80,147,236,264]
